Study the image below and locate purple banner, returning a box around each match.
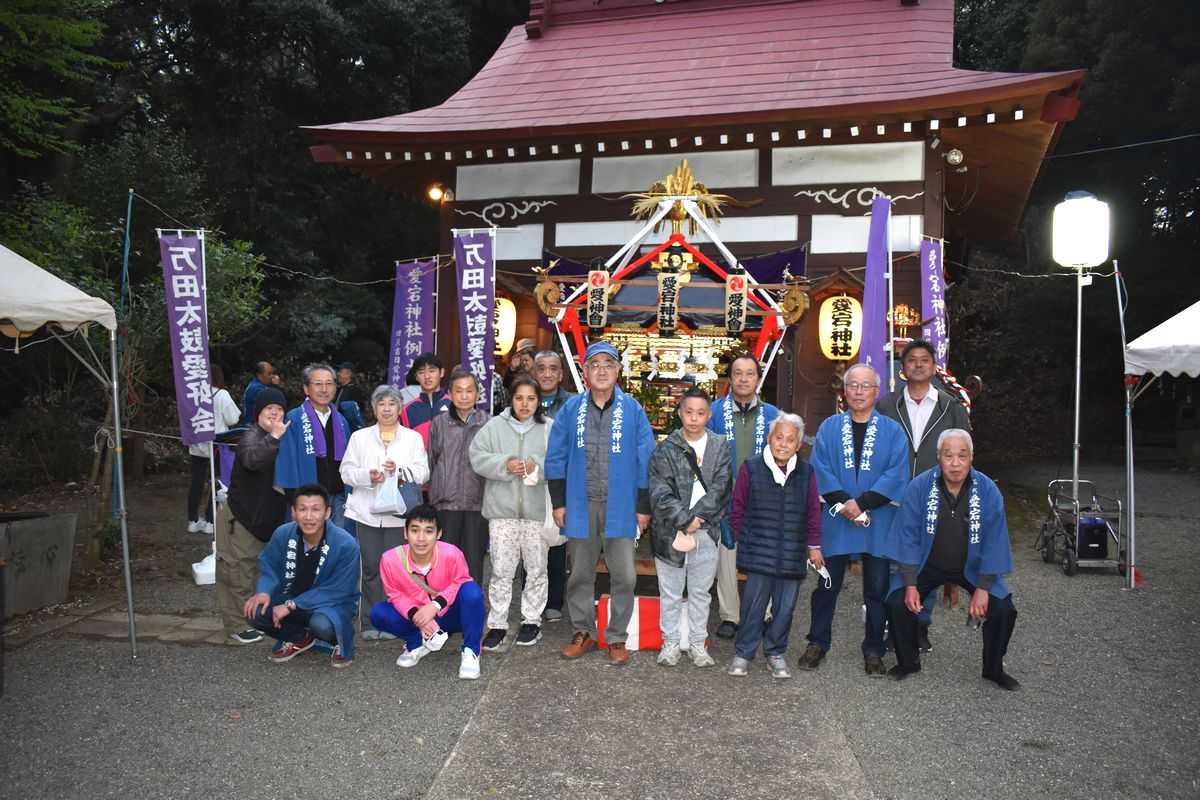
[858,195,891,373]
[919,239,948,370]
[387,259,436,389]
[159,232,214,446]
[453,231,496,409]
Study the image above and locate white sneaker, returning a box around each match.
[201,521,215,535]
[186,520,202,533]
[688,644,716,668]
[396,645,430,668]
[459,648,481,680]
[656,642,682,667]
[767,655,792,679]
[424,629,448,652]
[728,656,750,677]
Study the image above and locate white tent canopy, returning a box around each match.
[1,241,136,656]
[1124,299,1200,377]
[0,243,117,332]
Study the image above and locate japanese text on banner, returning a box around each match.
[387,260,436,388]
[453,232,496,409]
[919,239,949,369]
[159,232,214,445]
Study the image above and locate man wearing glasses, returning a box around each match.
[275,363,353,531]
[798,363,909,676]
[545,341,655,666]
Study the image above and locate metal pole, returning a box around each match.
[109,329,138,658]
[1113,263,1136,589]
[1072,266,1084,507]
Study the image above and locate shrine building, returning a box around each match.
[303,0,1083,421]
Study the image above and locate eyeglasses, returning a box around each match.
[308,381,335,388]
[845,382,878,392]
[587,361,618,372]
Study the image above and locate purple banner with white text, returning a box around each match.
[919,239,948,370]
[159,231,214,446]
[453,231,496,409]
[858,195,891,373]
[387,259,436,389]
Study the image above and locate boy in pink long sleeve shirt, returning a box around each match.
[369,504,486,680]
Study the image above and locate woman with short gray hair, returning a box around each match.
[340,385,430,639]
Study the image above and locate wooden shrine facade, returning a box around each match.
[303,0,1084,418]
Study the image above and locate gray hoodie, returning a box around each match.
[468,409,551,523]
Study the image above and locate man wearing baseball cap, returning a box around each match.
[545,341,655,665]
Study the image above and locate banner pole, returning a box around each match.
[886,200,895,393]
[112,188,134,519]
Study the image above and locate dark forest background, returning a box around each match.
[1,0,1197,488]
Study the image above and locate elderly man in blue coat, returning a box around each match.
[546,341,655,666]
[243,484,361,668]
[799,363,910,677]
[885,429,1020,689]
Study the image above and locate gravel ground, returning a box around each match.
[1,460,1197,799]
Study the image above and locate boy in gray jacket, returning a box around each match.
[648,388,733,667]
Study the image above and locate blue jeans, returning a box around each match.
[734,572,802,660]
[807,553,890,657]
[369,580,486,655]
[330,492,353,535]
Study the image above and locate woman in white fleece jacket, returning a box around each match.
[340,384,430,639]
[469,375,553,651]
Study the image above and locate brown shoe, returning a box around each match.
[561,631,596,660]
[606,642,630,666]
[864,655,885,677]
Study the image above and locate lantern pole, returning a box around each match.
[1071,264,1085,511]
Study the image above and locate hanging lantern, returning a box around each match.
[725,271,748,334]
[585,269,611,331]
[493,297,517,356]
[819,294,862,361]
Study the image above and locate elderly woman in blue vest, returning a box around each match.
[800,363,910,677]
[243,484,361,668]
[707,352,780,640]
[545,341,655,666]
[726,412,820,678]
[885,429,1019,689]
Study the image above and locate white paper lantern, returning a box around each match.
[1053,192,1110,268]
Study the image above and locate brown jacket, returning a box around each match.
[427,408,490,511]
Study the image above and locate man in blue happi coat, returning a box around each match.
[707,352,780,640]
[546,341,655,666]
[799,363,910,677]
[275,363,352,531]
[885,429,1020,690]
[244,484,361,668]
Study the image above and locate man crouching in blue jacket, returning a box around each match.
[885,429,1020,690]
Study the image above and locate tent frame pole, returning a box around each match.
[109,329,138,656]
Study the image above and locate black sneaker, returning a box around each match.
[715,621,738,639]
[515,623,542,646]
[230,629,263,645]
[918,622,933,653]
[482,628,507,651]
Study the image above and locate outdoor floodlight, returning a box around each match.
[427,183,452,203]
[1053,191,1110,268]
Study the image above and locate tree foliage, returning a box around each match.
[0,0,114,158]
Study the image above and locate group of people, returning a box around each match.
[205,336,1019,690]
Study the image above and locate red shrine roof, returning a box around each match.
[305,0,1083,143]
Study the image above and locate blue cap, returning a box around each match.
[584,341,620,363]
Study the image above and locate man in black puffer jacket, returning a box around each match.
[219,387,289,644]
[726,412,822,679]
[648,389,732,668]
